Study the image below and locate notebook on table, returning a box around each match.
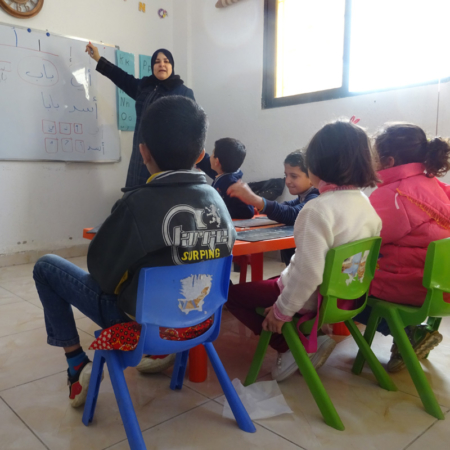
[236,226,294,242]
[233,217,281,228]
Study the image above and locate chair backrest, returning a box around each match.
[418,238,450,318]
[121,256,233,367]
[314,237,382,329]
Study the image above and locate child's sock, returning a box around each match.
[66,347,89,376]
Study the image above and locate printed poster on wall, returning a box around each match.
[116,50,136,131]
[139,54,152,78]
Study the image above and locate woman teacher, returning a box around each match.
[86,44,195,187]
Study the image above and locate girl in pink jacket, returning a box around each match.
[359,123,450,372]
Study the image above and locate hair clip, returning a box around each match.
[350,116,360,124]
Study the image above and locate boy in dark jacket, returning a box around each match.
[33,96,236,408]
[227,150,319,264]
[197,138,254,219]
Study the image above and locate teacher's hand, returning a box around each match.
[85,42,100,62]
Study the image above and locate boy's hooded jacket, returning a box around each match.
[197,154,254,219]
[87,171,236,317]
[370,162,450,306]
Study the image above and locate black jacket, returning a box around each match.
[197,154,254,219]
[96,57,195,188]
[87,171,236,317]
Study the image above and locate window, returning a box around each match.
[263,0,450,109]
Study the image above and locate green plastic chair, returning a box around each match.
[352,238,450,420]
[244,237,397,431]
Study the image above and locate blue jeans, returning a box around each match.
[33,254,130,347]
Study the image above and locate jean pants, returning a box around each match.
[33,254,130,347]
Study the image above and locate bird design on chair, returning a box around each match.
[178,274,212,314]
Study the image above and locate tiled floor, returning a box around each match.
[0,256,449,450]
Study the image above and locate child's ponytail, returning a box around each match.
[375,123,450,178]
[425,137,450,178]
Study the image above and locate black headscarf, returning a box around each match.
[142,48,184,91]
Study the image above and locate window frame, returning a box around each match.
[262,0,449,110]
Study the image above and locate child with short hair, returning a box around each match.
[227,120,381,382]
[355,123,450,372]
[227,149,319,264]
[33,96,236,407]
[197,138,254,219]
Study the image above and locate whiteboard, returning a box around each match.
[0,24,120,162]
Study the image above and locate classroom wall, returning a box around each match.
[2,0,449,261]
[173,0,450,202]
[0,0,174,260]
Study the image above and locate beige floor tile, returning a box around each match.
[0,327,95,392]
[0,277,40,302]
[0,398,47,450]
[76,317,101,337]
[326,324,450,409]
[0,302,45,338]
[0,286,20,298]
[2,369,209,450]
[108,401,301,450]
[0,294,25,306]
[0,263,34,281]
[164,326,277,400]
[407,411,450,450]
[254,365,441,450]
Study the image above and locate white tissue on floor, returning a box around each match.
[222,378,293,420]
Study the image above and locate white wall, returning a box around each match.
[0,0,174,256]
[174,0,450,201]
[2,0,449,258]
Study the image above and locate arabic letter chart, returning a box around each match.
[0,25,120,162]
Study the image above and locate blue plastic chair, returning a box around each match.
[82,256,256,449]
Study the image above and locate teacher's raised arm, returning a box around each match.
[85,44,195,188]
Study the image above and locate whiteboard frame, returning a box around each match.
[0,22,122,164]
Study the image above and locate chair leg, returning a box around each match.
[244,330,272,386]
[283,323,345,431]
[170,351,189,390]
[107,352,147,449]
[386,311,444,420]
[82,352,106,426]
[204,342,256,433]
[352,311,382,375]
[426,317,442,332]
[424,317,442,359]
[345,319,397,392]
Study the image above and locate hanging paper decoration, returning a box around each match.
[158,8,168,18]
[215,0,243,8]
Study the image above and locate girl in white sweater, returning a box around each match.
[227,120,381,381]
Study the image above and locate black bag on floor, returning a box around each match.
[248,178,285,201]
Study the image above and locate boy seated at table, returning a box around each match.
[227,150,319,264]
[196,138,255,219]
[33,96,236,408]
